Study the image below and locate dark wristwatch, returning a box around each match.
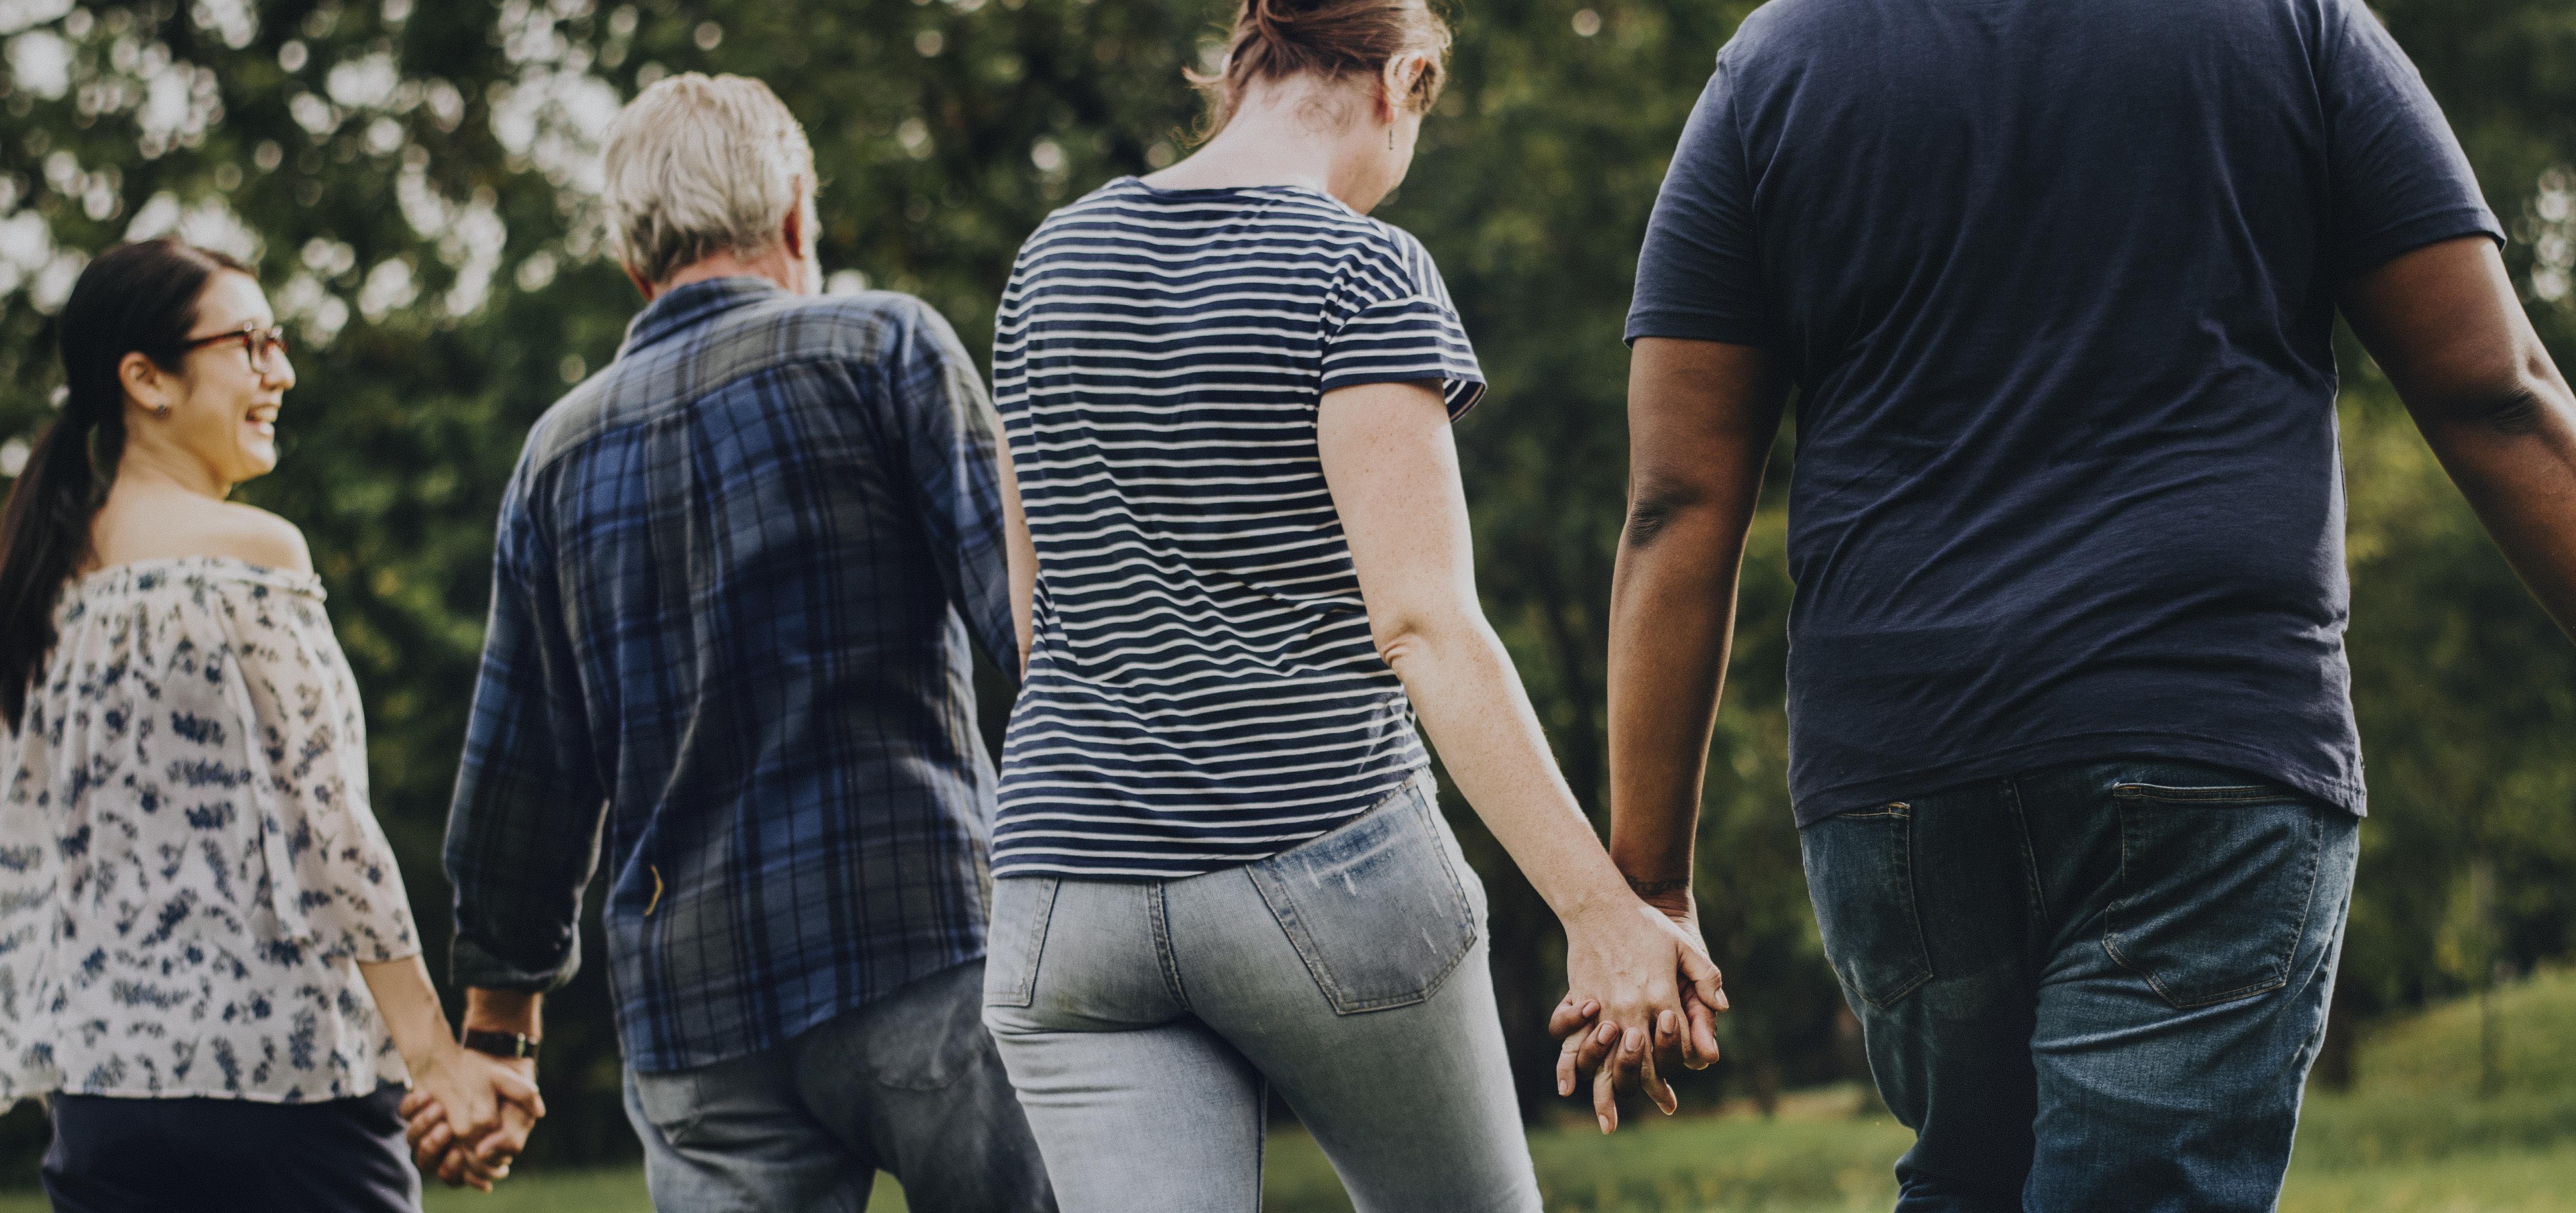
[460,1029,540,1062]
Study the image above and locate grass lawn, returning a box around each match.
[0,968,2560,1211]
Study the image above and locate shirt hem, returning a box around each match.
[1622,310,1787,351]
[35,1075,409,1105]
[1790,729,2365,827]
[2342,208,2505,279]
[616,947,987,1075]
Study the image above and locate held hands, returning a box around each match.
[1551,884,1729,1133]
[396,1048,544,1191]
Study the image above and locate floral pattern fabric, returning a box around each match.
[0,557,417,1104]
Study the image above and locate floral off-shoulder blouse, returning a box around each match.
[0,557,418,1103]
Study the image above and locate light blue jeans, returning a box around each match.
[982,775,1543,1213]
[623,960,1054,1212]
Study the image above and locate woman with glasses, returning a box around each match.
[0,238,541,1211]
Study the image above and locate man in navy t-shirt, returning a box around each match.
[1587,0,2576,1207]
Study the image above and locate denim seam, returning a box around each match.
[1147,882,1192,1012]
[2003,776,2051,928]
[1245,787,1474,1015]
[2112,783,2290,804]
[2102,802,2327,1008]
[991,877,1059,1009]
[1856,802,1935,1009]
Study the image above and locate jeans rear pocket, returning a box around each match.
[1799,804,1935,1009]
[982,876,1060,1010]
[2105,783,2327,1009]
[1245,779,1477,1015]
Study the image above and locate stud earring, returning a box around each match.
[156,404,171,419]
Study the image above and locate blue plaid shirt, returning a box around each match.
[445,278,1014,1073]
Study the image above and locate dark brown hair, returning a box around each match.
[0,238,250,731]
[1190,0,1454,137]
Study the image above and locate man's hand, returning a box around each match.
[404,988,546,1189]
[1550,882,1729,1115]
[402,1054,539,1190]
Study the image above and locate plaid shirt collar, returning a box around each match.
[625,276,787,357]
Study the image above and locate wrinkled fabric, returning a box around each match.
[0,557,416,1104]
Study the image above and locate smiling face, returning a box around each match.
[148,271,295,486]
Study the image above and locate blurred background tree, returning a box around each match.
[0,0,2568,1172]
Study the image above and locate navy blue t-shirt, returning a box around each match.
[1626,0,2500,822]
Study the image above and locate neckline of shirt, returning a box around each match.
[1106,175,1363,217]
[67,554,324,599]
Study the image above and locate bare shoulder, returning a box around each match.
[198,502,315,575]
[93,489,315,575]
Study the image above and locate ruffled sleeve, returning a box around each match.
[174,572,419,965]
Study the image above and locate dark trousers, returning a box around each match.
[43,1083,420,1213]
[1800,759,2358,1213]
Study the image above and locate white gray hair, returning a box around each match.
[600,73,816,286]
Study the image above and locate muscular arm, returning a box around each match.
[2342,237,2576,639]
[1606,339,1791,887]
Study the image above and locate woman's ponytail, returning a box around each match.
[0,238,246,732]
[1189,0,1453,137]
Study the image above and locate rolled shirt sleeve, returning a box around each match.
[445,452,611,993]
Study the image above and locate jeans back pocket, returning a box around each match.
[1245,779,1478,1015]
[2105,775,2345,1009]
[1799,804,1936,1009]
[982,876,1061,1010]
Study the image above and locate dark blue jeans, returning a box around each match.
[43,1084,419,1212]
[1800,759,2359,1212]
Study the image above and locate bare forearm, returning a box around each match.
[2341,238,2576,641]
[2416,390,2576,640]
[1606,505,1749,886]
[1609,337,1788,889]
[360,954,460,1071]
[1388,621,1630,927]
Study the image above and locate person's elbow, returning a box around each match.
[1368,599,1488,678]
[1622,473,1727,552]
[2420,360,2563,439]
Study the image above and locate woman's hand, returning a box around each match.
[399,1046,545,1191]
[1557,896,1728,1133]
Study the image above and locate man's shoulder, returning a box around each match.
[731,288,947,363]
[517,290,952,474]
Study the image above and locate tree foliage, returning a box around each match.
[0,0,2568,1165]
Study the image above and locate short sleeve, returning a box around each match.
[196,583,419,965]
[1626,57,1781,349]
[1321,234,1486,418]
[2316,0,2502,275]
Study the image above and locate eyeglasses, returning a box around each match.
[181,324,290,373]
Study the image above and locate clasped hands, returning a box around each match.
[396,1046,545,1191]
[1549,884,1728,1134]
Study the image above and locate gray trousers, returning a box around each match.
[982,776,1543,1213]
[622,959,1055,1212]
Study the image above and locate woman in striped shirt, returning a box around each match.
[981,2,1725,1208]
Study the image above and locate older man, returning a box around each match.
[416,73,1053,1210]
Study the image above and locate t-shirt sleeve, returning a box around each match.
[1320,234,1486,419]
[2316,0,2502,275]
[1626,57,1780,349]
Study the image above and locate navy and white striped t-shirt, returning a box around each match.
[990,176,1484,879]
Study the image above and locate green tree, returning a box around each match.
[2,0,2572,1172]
